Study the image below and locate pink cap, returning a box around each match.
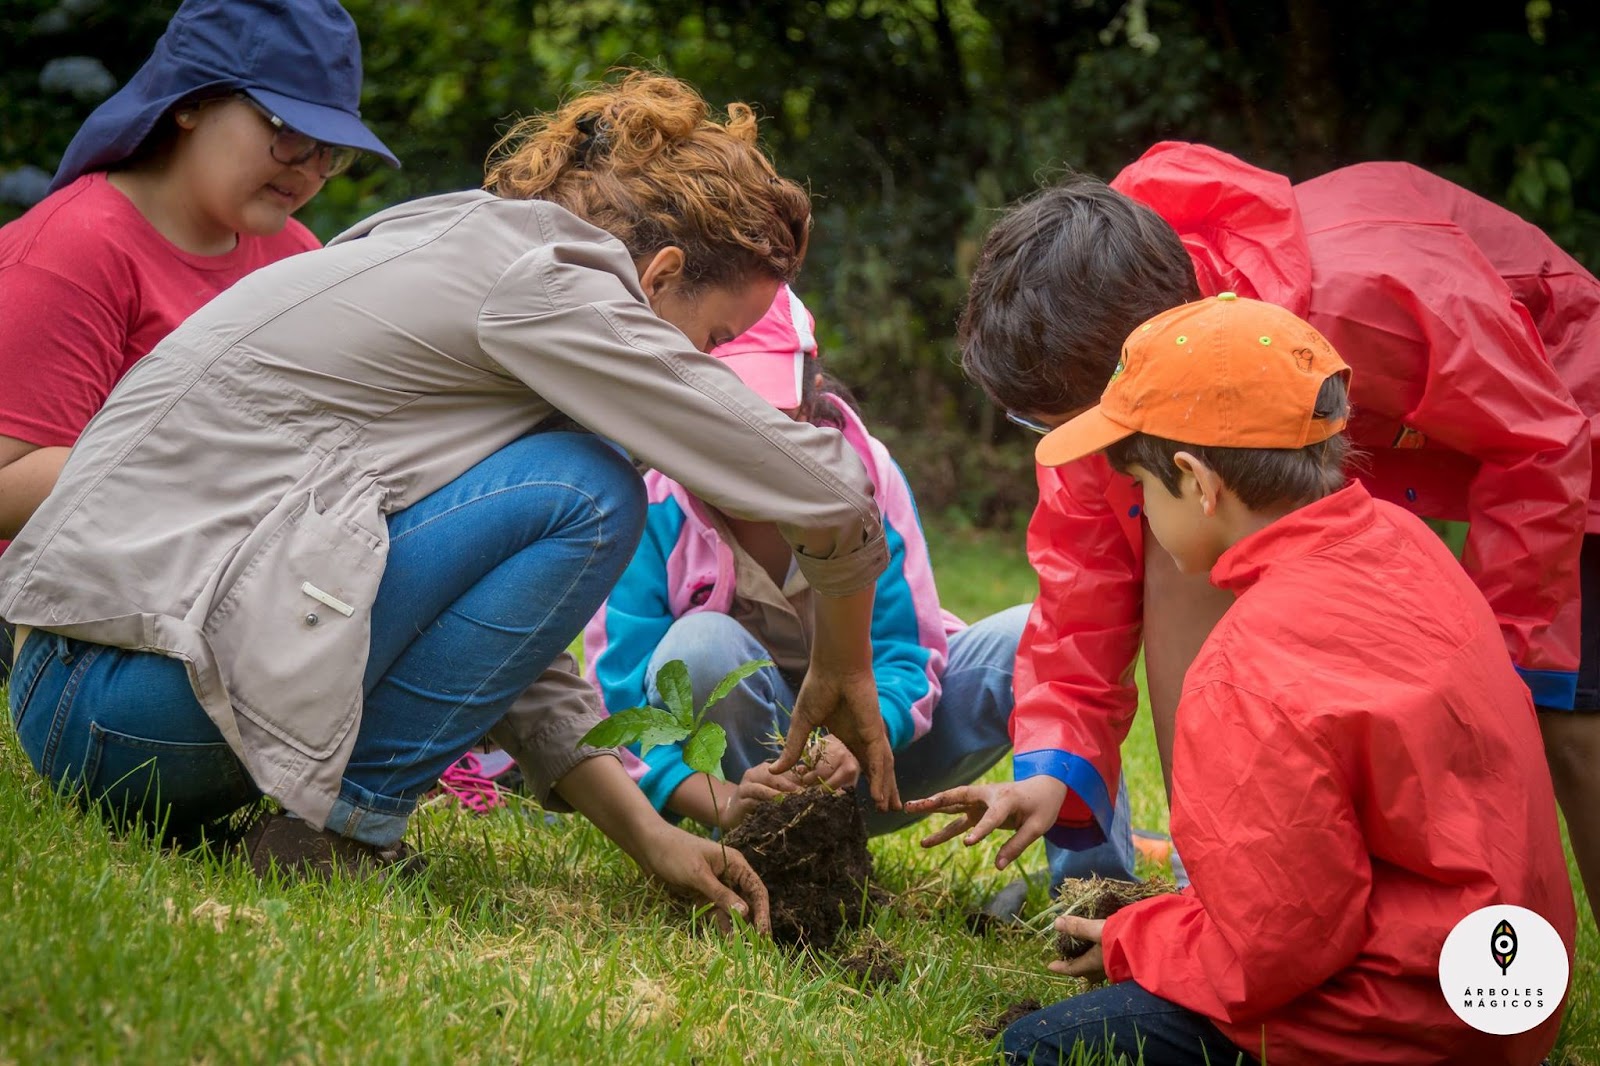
[710,285,815,409]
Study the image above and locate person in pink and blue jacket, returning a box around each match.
[583,286,1029,833]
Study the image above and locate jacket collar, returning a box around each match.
[1210,481,1377,594]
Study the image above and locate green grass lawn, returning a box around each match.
[0,523,1595,1064]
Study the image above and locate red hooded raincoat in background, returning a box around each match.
[1100,483,1575,1065]
[1011,141,1598,846]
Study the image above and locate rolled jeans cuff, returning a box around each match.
[326,780,415,848]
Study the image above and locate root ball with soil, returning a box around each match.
[723,784,874,946]
[1053,876,1176,959]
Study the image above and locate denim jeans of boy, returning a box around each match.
[645,603,1030,835]
[7,431,645,844]
[1000,981,1255,1065]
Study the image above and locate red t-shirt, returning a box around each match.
[0,172,319,551]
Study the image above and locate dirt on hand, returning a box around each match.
[1054,876,1175,959]
[724,784,874,946]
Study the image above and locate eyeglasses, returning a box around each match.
[237,94,359,178]
[1006,410,1055,436]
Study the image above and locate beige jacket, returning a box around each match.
[0,192,886,825]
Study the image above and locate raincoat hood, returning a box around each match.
[1111,141,1313,317]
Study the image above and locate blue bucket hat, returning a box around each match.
[49,0,399,193]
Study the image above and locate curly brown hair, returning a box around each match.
[484,71,811,291]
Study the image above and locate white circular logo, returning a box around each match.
[1438,905,1569,1035]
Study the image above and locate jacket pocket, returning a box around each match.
[202,485,388,759]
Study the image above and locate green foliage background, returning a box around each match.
[4,0,1598,525]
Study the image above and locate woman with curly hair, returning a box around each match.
[1,73,892,926]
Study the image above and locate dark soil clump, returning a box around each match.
[1054,876,1175,959]
[724,784,873,946]
[837,933,904,990]
[979,999,1043,1040]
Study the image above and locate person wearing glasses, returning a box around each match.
[0,0,395,579]
[1,71,891,927]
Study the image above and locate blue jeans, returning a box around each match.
[1001,981,1255,1065]
[646,603,1029,835]
[8,431,645,845]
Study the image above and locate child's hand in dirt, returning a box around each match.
[773,664,899,812]
[725,737,860,826]
[1050,916,1107,982]
[642,825,772,935]
[725,762,804,827]
[797,735,861,790]
[903,777,1069,871]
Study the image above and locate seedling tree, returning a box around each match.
[579,657,773,839]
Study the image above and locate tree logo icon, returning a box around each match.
[1441,905,1567,1035]
[1491,919,1518,976]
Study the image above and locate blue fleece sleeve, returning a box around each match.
[869,500,933,751]
[592,497,694,810]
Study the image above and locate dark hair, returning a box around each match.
[485,71,811,291]
[1106,374,1353,510]
[797,353,856,430]
[959,173,1199,416]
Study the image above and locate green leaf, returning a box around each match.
[1511,162,1546,211]
[1541,156,1572,195]
[635,711,694,758]
[702,658,774,715]
[655,660,695,727]
[683,722,729,780]
[580,707,687,753]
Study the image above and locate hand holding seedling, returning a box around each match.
[643,826,772,934]
[1050,916,1107,982]
[904,776,1070,871]
[804,735,861,790]
[773,665,898,811]
[728,734,860,826]
[771,586,900,811]
[551,749,771,934]
[582,657,775,832]
[773,733,861,792]
[576,659,781,930]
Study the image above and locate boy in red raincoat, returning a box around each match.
[942,295,1575,1065]
[913,142,1599,924]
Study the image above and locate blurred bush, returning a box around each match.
[3,0,1597,526]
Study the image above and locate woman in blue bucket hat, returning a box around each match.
[47,0,398,195]
[0,0,397,680]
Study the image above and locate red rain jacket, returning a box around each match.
[1012,143,1597,841]
[1101,484,1575,1066]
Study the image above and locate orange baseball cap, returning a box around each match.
[1035,293,1352,467]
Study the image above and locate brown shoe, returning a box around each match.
[240,812,424,881]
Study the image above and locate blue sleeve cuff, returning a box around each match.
[1518,667,1578,711]
[637,753,697,813]
[1013,748,1115,850]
